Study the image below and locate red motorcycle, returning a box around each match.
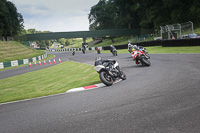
[131,47,151,66]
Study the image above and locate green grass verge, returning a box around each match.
[146,46,200,53]
[0,61,100,103]
[101,46,200,54]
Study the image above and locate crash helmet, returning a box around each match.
[133,45,137,49]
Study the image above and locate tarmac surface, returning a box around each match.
[1,51,200,133]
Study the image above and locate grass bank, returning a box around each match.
[0,41,45,62]
[0,61,100,103]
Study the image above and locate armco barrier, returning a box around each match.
[103,38,200,50]
[162,38,200,47]
[0,53,47,69]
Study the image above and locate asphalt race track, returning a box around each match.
[1,51,200,133]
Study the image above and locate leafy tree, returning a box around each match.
[65,40,70,46]
[59,38,67,45]
[27,29,37,34]
[0,0,9,38]
[0,0,24,40]
[88,0,200,31]
[114,0,139,29]
[88,0,117,30]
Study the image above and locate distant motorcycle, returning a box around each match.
[131,46,151,66]
[94,57,126,86]
[96,47,101,54]
[72,50,75,56]
[82,48,85,54]
[128,42,134,53]
[111,48,117,56]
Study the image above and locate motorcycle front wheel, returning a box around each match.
[141,58,151,66]
[112,50,117,56]
[100,71,113,86]
[120,71,126,80]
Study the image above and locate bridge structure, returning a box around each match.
[14,28,154,43]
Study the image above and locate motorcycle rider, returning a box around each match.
[110,45,116,53]
[128,42,134,53]
[82,43,86,54]
[96,47,101,54]
[95,57,116,68]
[131,45,150,63]
[132,45,147,54]
[72,49,75,56]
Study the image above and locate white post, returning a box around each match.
[166,25,170,39]
[160,26,163,40]
[189,21,194,33]
[178,23,181,39]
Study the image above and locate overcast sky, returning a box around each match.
[8,0,99,32]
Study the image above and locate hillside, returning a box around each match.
[0,41,45,62]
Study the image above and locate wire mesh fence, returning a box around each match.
[160,21,193,39]
[181,21,194,35]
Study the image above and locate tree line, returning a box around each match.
[88,0,200,30]
[0,0,24,40]
[20,28,51,35]
[1,0,200,42]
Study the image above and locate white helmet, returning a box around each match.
[133,45,137,49]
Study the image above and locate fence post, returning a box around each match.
[178,23,181,39]
[189,21,194,33]
[160,26,163,40]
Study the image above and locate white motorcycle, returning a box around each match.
[94,57,126,86]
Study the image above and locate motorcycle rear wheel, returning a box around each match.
[100,71,113,86]
[82,49,85,54]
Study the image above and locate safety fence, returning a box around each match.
[160,21,194,39]
[0,53,47,69]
